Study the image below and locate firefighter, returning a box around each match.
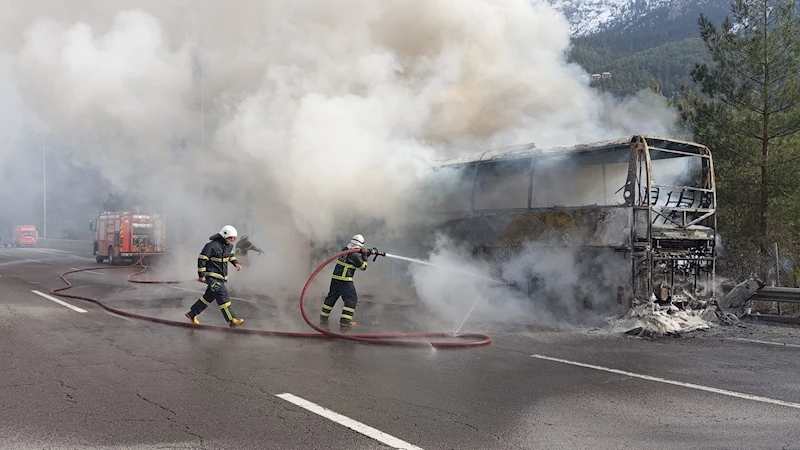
[185,225,245,328]
[235,234,263,256]
[320,234,377,328]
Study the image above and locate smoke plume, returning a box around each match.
[1,0,678,313]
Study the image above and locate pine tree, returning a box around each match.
[681,0,800,252]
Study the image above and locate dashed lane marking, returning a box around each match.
[71,267,104,276]
[0,259,42,267]
[31,290,88,313]
[276,393,425,450]
[531,354,800,410]
[18,248,95,261]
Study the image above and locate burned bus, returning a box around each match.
[417,135,717,313]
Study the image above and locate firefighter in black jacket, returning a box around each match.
[185,225,244,327]
[235,234,262,267]
[320,234,376,328]
[235,234,263,256]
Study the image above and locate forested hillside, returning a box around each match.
[566,0,800,284]
[561,0,726,99]
[569,37,711,98]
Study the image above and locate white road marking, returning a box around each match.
[0,259,41,267]
[166,285,256,303]
[104,311,133,321]
[276,393,425,450]
[71,267,103,276]
[19,248,95,261]
[531,354,800,410]
[0,252,10,256]
[728,337,800,349]
[31,290,88,313]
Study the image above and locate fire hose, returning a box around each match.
[50,248,492,348]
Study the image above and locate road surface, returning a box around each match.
[1,247,799,449]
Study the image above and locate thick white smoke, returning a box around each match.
[1,0,678,307]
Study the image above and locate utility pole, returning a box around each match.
[42,133,47,239]
[774,242,780,286]
[198,8,205,206]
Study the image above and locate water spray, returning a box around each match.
[384,253,504,285]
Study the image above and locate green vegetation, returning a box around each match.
[572,37,712,99]
[679,0,800,281]
[572,0,800,283]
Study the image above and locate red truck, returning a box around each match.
[12,225,38,247]
[90,211,166,264]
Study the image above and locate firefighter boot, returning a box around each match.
[339,321,357,329]
[185,311,200,325]
[319,315,329,325]
[229,318,244,328]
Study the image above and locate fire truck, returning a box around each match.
[90,211,166,264]
[12,225,38,247]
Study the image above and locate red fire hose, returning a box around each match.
[50,248,492,348]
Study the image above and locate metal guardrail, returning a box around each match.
[746,286,800,324]
[749,287,800,304]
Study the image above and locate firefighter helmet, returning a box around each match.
[219,225,238,239]
[241,234,249,240]
[348,234,365,249]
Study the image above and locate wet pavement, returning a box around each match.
[1,247,800,449]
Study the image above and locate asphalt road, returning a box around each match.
[1,247,799,450]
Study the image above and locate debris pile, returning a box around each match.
[609,278,765,337]
[608,301,712,337]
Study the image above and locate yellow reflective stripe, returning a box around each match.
[219,302,233,321]
[321,304,333,317]
[210,256,236,262]
[334,259,356,281]
[197,268,206,272]
[336,260,356,270]
[358,261,368,270]
[200,296,210,305]
[341,313,353,320]
[342,307,355,313]
[206,272,228,280]
[198,254,209,260]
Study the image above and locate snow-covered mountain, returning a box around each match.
[547,0,729,36]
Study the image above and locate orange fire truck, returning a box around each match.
[12,225,38,247]
[91,211,166,264]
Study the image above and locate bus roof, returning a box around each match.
[432,135,710,167]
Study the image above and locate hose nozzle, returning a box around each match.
[363,247,385,261]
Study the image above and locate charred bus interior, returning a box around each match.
[418,135,717,316]
[310,136,716,322]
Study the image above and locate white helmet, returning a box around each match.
[219,225,238,239]
[348,234,365,249]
